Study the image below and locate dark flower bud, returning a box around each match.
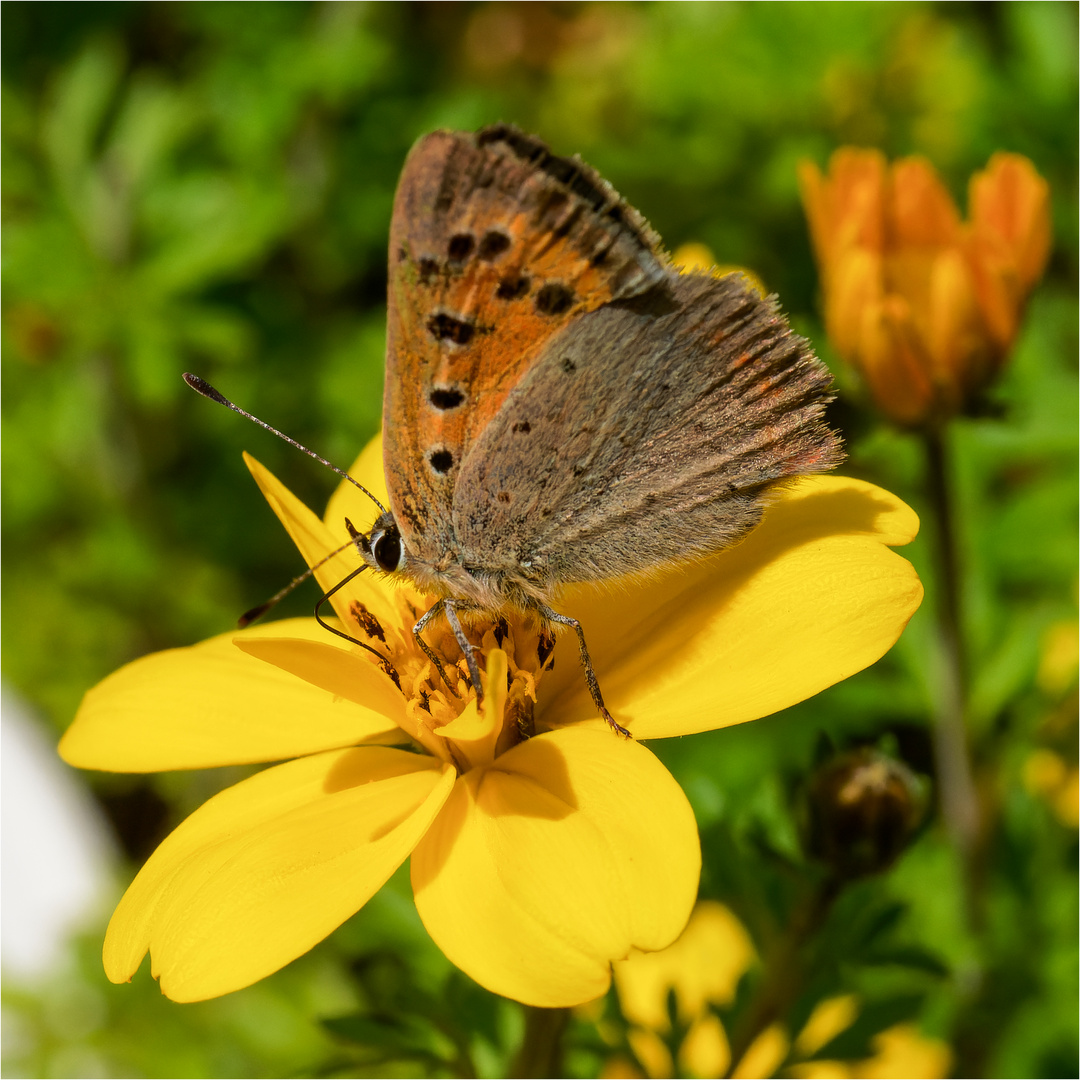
[804,747,927,878]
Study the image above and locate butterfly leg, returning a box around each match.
[534,603,631,738]
[412,599,485,703]
[412,600,458,697]
[442,600,486,704]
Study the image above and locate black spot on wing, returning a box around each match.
[447,233,474,262]
[535,283,575,315]
[429,387,465,410]
[478,230,512,260]
[429,448,454,474]
[496,275,530,300]
[427,312,475,345]
[418,257,439,285]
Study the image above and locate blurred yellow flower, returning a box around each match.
[613,900,753,1077]
[1024,620,1080,829]
[1037,620,1079,697]
[794,1022,953,1079]
[1023,749,1079,830]
[613,903,951,1080]
[799,149,1051,426]
[60,436,922,1005]
[672,242,768,298]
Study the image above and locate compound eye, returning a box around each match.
[372,526,404,573]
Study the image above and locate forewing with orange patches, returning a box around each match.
[383,125,667,562]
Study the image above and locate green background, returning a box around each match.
[3,3,1076,1077]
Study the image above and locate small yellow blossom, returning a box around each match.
[60,436,922,1005]
[672,242,768,297]
[1023,749,1080,829]
[615,904,951,1080]
[794,995,861,1059]
[1037,620,1079,697]
[794,1022,953,1079]
[799,149,1051,426]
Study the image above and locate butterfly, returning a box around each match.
[188,125,841,732]
[349,124,842,733]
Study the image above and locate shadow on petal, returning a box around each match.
[411,729,699,1007]
[541,478,918,722]
[480,738,579,818]
[413,737,580,883]
[236,636,404,723]
[322,745,439,794]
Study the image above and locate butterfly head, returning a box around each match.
[354,511,406,575]
[353,507,518,612]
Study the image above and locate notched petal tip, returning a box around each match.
[105,747,455,1001]
[412,729,699,1006]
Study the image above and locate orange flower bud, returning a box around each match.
[799,149,1051,426]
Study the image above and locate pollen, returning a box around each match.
[346,588,548,770]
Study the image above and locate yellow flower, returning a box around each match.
[671,242,769,298]
[613,904,951,1080]
[612,900,756,1078]
[793,1021,953,1079]
[1023,750,1079,830]
[799,149,1051,426]
[59,436,922,1005]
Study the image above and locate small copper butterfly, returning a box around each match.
[189,125,842,735]
[356,125,841,732]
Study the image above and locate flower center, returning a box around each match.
[343,590,556,771]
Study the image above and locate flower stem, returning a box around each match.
[923,425,982,918]
[509,1005,569,1078]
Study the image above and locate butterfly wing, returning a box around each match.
[384,126,666,564]
[453,271,843,592]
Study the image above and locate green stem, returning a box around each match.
[509,1005,570,1079]
[923,425,982,922]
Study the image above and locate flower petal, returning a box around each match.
[968,152,1052,293]
[244,452,394,623]
[614,900,754,1029]
[436,648,507,770]
[860,295,937,424]
[798,149,887,271]
[104,747,455,1001]
[539,477,922,739]
[59,619,402,772]
[411,727,700,1006]
[888,157,962,248]
[233,635,405,723]
[324,434,390,535]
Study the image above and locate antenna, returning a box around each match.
[237,536,362,626]
[183,373,386,514]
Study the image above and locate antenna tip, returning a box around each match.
[238,601,273,628]
[183,373,231,407]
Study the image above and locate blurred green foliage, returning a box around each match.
[2,3,1076,1078]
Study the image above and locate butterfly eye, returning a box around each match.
[372,525,404,573]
